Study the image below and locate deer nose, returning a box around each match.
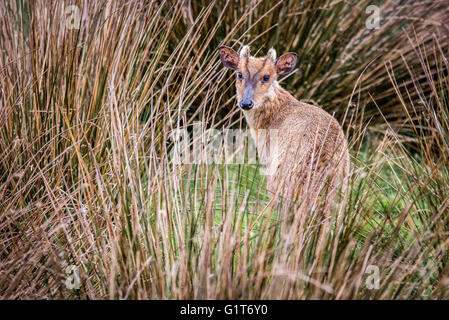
[240,99,254,110]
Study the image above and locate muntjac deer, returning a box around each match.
[218,45,350,212]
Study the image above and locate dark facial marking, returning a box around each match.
[242,57,269,88]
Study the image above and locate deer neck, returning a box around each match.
[242,82,296,167]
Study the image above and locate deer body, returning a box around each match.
[219,45,349,209]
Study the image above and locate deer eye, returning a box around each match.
[237,72,243,80]
[262,74,270,83]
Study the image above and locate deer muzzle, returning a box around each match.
[239,85,254,110]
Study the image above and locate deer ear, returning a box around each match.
[218,46,239,70]
[276,52,297,75]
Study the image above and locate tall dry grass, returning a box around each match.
[1,0,449,299]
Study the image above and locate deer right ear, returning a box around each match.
[218,46,239,70]
[276,52,297,75]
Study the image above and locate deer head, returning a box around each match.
[218,45,297,110]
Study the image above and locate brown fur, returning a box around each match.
[219,45,350,212]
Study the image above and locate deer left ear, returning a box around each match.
[218,46,239,70]
[276,52,297,75]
